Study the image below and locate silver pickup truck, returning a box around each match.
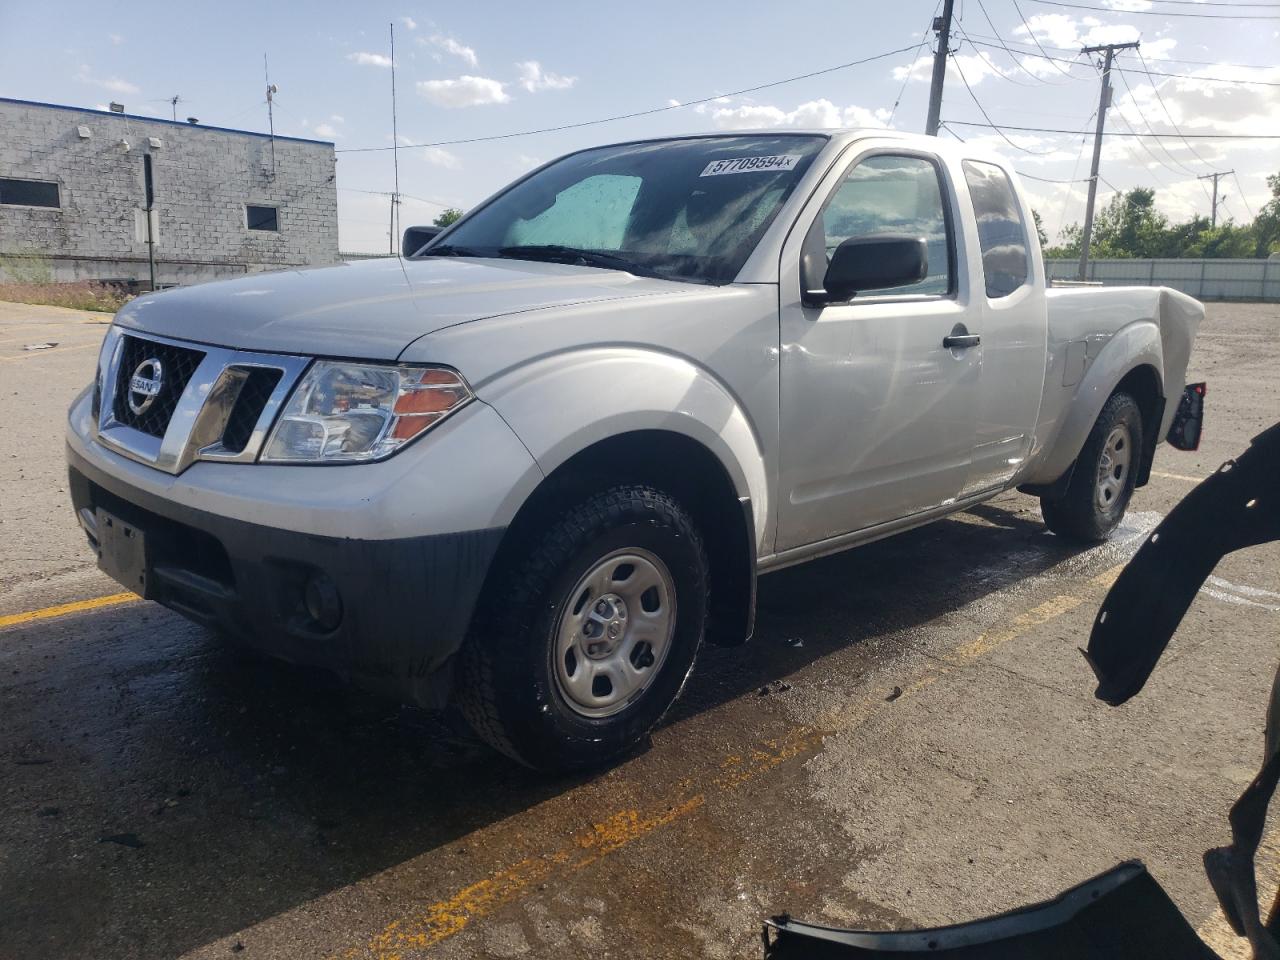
[66,129,1204,770]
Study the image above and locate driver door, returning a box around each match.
[775,148,980,552]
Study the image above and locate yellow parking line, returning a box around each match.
[1151,469,1205,484]
[337,564,1127,959]
[0,592,139,630]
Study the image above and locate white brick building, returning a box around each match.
[0,97,338,287]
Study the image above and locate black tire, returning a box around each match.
[1041,391,1144,543]
[457,484,708,772]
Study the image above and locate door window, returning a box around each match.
[818,155,953,297]
[962,160,1029,299]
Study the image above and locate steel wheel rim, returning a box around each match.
[1096,424,1132,511]
[552,548,677,719]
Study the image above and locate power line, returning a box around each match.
[963,32,1277,71]
[336,42,927,154]
[950,55,1061,154]
[1112,66,1201,178]
[1009,0,1079,77]
[1022,0,1280,17]
[889,0,942,125]
[1231,171,1255,219]
[963,39,1280,86]
[951,20,1040,87]
[944,121,1280,138]
[971,0,1078,85]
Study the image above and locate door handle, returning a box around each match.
[943,333,980,349]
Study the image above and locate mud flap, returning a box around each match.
[763,861,1216,958]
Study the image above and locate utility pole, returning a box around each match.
[1077,41,1140,281]
[924,0,956,137]
[389,21,402,255]
[264,56,278,180]
[1198,170,1234,228]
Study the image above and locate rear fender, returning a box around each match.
[1023,321,1164,487]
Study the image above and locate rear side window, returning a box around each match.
[962,161,1028,299]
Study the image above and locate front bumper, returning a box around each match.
[65,380,541,709]
[69,451,504,709]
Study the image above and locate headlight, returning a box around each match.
[261,361,472,463]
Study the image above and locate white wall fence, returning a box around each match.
[1046,259,1280,302]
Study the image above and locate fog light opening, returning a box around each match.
[302,572,343,633]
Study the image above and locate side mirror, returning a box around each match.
[805,235,929,306]
[402,225,442,258]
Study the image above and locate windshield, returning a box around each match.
[427,134,828,285]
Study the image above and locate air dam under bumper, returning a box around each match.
[68,452,505,710]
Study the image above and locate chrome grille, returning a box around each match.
[94,329,310,475]
[112,335,206,438]
[221,367,283,454]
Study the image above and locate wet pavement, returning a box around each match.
[1,300,1278,960]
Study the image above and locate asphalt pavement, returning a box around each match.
[1,299,1278,960]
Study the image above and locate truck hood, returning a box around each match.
[113,256,697,360]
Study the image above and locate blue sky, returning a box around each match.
[3,0,1277,251]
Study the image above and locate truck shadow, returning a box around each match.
[2,496,1133,959]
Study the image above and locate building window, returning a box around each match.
[0,178,60,208]
[246,204,279,231]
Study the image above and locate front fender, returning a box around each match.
[481,347,771,552]
[1023,320,1164,486]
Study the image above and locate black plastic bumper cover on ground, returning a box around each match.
[68,450,505,710]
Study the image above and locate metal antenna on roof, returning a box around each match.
[264,55,278,180]
[169,95,182,122]
[389,21,402,255]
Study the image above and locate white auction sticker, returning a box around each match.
[699,154,801,177]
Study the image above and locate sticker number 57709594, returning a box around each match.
[699,154,801,177]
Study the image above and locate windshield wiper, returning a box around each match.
[497,245,663,279]
[423,244,487,257]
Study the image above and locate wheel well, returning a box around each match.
[1114,364,1163,487]
[484,430,755,648]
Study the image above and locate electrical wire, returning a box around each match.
[972,0,1079,85]
[1231,171,1255,219]
[1009,0,1080,77]
[963,39,1280,86]
[962,32,1278,72]
[952,20,1040,87]
[889,0,943,125]
[336,42,927,154]
[944,121,1280,138]
[1022,0,1280,17]
[1112,66,1201,178]
[950,56,1062,154]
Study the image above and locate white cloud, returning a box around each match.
[75,64,139,95]
[329,113,345,124]
[516,61,576,93]
[313,123,340,138]
[1101,0,1152,9]
[421,146,460,168]
[425,34,478,68]
[667,98,682,107]
[893,50,1020,87]
[400,16,417,30]
[417,75,510,107]
[347,51,393,68]
[700,98,890,130]
[108,33,124,45]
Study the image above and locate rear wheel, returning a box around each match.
[458,484,708,771]
[1041,391,1144,543]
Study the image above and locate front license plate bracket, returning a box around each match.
[95,508,150,597]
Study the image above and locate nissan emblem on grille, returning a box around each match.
[127,358,164,415]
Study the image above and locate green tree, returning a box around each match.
[1031,209,1049,250]
[1251,172,1280,258]
[433,208,463,228]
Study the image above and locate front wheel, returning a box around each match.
[458,485,708,771]
[1041,391,1144,543]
